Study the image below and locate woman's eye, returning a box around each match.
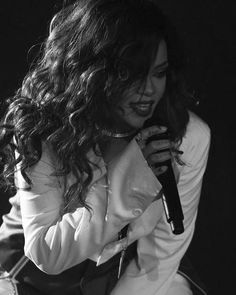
[153,69,168,78]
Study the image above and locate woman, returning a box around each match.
[0,0,210,294]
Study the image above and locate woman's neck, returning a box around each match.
[98,137,130,165]
[96,124,138,164]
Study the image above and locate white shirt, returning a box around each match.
[15,111,210,295]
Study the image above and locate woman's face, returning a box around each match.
[116,40,168,131]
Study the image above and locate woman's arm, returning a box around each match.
[18,140,162,274]
[111,113,211,295]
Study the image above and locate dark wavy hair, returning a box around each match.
[0,0,194,213]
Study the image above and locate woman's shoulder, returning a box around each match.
[180,111,211,163]
[186,111,211,141]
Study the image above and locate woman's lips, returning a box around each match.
[129,101,154,117]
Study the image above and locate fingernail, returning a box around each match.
[159,126,167,130]
[176,150,184,155]
[172,148,183,155]
[155,126,167,132]
[161,166,168,172]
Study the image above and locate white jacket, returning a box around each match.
[15,111,210,295]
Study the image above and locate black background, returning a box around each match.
[0,1,235,294]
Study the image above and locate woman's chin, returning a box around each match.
[113,111,152,132]
[124,117,151,131]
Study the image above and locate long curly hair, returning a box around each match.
[0,0,194,213]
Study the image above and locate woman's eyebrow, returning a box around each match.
[153,61,169,70]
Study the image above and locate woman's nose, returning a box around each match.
[138,77,155,97]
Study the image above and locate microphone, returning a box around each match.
[146,132,184,235]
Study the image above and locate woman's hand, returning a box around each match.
[135,126,172,177]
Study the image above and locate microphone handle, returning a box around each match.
[157,159,184,235]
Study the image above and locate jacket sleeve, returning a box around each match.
[111,114,211,295]
[17,141,161,274]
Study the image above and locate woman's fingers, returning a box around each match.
[152,165,168,176]
[135,125,167,149]
[147,150,171,166]
[135,125,184,177]
[135,125,179,177]
[142,139,171,158]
